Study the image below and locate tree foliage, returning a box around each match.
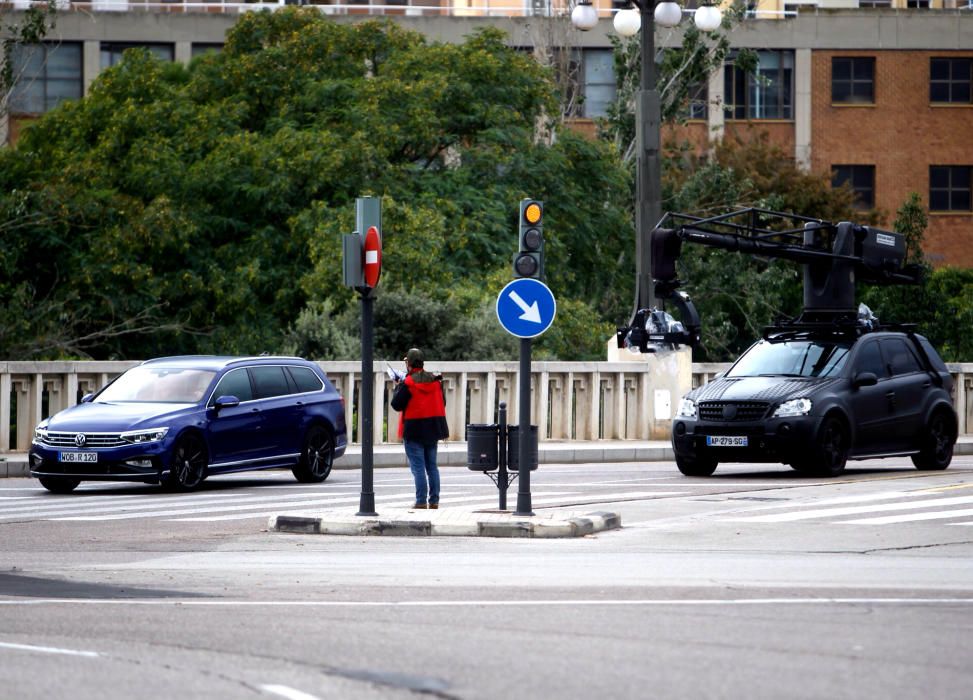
[0,10,632,360]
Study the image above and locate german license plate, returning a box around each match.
[59,452,98,463]
[706,436,748,447]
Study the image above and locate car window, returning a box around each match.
[917,337,949,373]
[251,366,290,399]
[853,341,887,378]
[727,339,851,378]
[96,367,215,403]
[287,366,324,393]
[210,368,253,404]
[881,338,922,376]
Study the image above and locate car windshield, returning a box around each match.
[727,339,852,378]
[96,367,216,404]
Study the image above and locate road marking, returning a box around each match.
[260,684,321,700]
[838,507,973,525]
[722,494,973,523]
[1,598,971,608]
[0,641,99,658]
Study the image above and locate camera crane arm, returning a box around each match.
[619,207,923,353]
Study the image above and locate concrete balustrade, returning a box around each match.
[1,359,970,453]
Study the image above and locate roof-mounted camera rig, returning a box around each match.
[618,207,924,353]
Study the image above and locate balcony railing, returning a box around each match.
[1,360,970,453]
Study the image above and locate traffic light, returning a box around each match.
[514,199,544,279]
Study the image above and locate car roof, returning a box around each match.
[139,356,310,371]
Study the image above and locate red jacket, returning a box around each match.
[391,371,449,443]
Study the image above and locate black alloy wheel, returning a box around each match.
[676,453,718,477]
[38,476,81,494]
[165,433,208,491]
[912,410,955,471]
[293,425,334,483]
[800,416,848,477]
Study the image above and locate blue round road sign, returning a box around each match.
[496,278,557,339]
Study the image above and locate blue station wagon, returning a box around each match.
[29,356,347,493]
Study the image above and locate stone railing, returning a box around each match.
[1,360,970,452]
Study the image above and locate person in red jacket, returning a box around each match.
[390,348,449,509]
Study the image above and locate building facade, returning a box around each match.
[3,4,972,265]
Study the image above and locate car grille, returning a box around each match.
[698,401,770,422]
[42,432,126,448]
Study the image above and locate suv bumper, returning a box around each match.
[672,415,824,464]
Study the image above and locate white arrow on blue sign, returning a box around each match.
[496,278,557,339]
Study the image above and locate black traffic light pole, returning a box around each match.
[356,288,377,516]
[515,337,534,516]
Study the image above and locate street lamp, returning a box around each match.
[571,0,722,321]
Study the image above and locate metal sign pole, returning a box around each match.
[514,337,534,516]
[357,289,377,516]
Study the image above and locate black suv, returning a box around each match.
[672,329,957,477]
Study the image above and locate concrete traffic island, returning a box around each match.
[269,508,621,538]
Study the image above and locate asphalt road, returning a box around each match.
[2,456,973,699]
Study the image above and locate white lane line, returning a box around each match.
[0,491,364,520]
[0,641,99,658]
[171,495,504,521]
[722,494,973,523]
[260,684,321,700]
[52,494,415,521]
[1,598,971,608]
[838,507,973,525]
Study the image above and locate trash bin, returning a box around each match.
[466,424,499,471]
[507,425,538,471]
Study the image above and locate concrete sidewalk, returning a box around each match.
[270,507,622,539]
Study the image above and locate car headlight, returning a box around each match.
[773,398,812,418]
[33,426,49,445]
[120,427,169,444]
[677,398,698,419]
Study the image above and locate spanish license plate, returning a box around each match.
[706,436,748,447]
[59,452,98,463]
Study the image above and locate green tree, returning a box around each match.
[0,10,633,360]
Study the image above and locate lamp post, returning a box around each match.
[571,1,722,319]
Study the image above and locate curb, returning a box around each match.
[269,510,622,539]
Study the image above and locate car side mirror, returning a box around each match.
[852,372,878,389]
[213,395,240,412]
[80,393,95,403]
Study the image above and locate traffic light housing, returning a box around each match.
[514,199,544,279]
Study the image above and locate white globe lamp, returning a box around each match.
[613,8,641,37]
[571,1,599,31]
[694,5,723,32]
[653,2,683,28]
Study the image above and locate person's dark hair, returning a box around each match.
[406,347,424,369]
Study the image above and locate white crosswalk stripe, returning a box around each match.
[722,491,973,525]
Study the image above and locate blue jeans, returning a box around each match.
[404,440,440,506]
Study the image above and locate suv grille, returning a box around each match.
[42,432,126,448]
[698,401,769,422]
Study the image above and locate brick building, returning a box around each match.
[2,4,971,265]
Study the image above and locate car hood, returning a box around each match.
[42,402,197,432]
[689,376,842,404]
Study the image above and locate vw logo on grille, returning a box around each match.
[722,404,738,420]
[74,433,87,447]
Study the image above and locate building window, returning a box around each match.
[907,0,930,7]
[858,0,891,6]
[101,43,174,70]
[929,166,972,211]
[832,165,876,209]
[930,57,972,104]
[191,43,223,58]
[832,57,874,104]
[582,49,616,119]
[8,42,83,115]
[724,50,794,119]
[683,81,708,120]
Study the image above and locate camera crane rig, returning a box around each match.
[619,207,924,353]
